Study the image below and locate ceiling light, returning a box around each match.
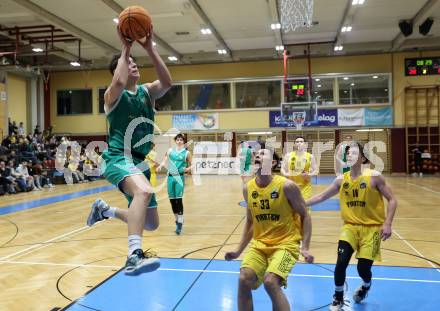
[168,56,178,61]
[351,83,355,86]
[352,0,365,5]
[343,77,349,80]
[385,88,388,91]
[247,131,273,135]
[271,23,281,30]
[317,84,322,88]
[315,78,320,81]
[356,128,384,132]
[275,45,284,51]
[334,45,343,51]
[217,49,227,55]
[32,48,43,52]
[153,41,156,46]
[113,18,118,24]
[201,28,212,35]
[342,26,352,32]
[70,61,80,67]
[372,75,378,79]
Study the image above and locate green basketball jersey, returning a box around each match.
[168,148,188,175]
[106,85,155,158]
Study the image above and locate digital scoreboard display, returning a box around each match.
[286,79,309,102]
[405,57,440,76]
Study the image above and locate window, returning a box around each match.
[236,80,281,108]
[338,75,389,105]
[311,78,334,106]
[155,85,183,111]
[57,89,92,115]
[98,87,106,113]
[188,83,230,110]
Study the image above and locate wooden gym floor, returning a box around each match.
[0,174,439,310]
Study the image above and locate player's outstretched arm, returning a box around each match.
[284,181,314,263]
[156,150,169,172]
[306,178,341,206]
[374,175,398,241]
[104,27,133,110]
[225,185,253,261]
[138,31,172,102]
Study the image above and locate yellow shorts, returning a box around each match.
[339,223,382,261]
[241,240,299,289]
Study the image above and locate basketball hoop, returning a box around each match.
[42,70,50,91]
[292,111,305,130]
[280,0,314,32]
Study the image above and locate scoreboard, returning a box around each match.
[405,57,440,76]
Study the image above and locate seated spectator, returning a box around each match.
[8,160,28,192]
[15,160,37,191]
[0,161,17,194]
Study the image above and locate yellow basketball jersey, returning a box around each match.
[145,150,157,187]
[287,151,312,198]
[247,175,302,245]
[339,169,385,225]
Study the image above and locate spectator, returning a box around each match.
[34,125,42,136]
[15,160,37,190]
[18,122,25,136]
[0,161,17,194]
[8,160,28,191]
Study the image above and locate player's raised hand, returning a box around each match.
[225,251,241,261]
[117,26,133,48]
[137,27,154,51]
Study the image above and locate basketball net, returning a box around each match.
[42,71,50,91]
[280,0,314,32]
[292,111,306,131]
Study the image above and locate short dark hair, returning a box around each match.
[109,54,135,75]
[346,142,369,164]
[174,133,186,142]
[295,135,306,142]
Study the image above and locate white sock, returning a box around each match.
[103,207,116,218]
[174,214,178,222]
[177,214,184,224]
[335,285,344,292]
[363,281,371,288]
[128,235,142,256]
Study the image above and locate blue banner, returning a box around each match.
[172,113,219,130]
[365,107,393,126]
[269,109,337,127]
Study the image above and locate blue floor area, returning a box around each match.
[64,258,440,311]
[313,176,335,185]
[0,185,115,215]
[311,198,340,211]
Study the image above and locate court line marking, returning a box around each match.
[0,186,196,260]
[406,182,440,196]
[393,229,440,273]
[0,260,438,284]
[0,225,99,261]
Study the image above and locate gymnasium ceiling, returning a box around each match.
[0,0,440,71]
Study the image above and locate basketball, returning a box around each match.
[118,6,152,41]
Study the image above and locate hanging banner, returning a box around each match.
[338,108,365,126]
[365,107,393,126]
[269,109,337,127]
[172,113,219,130]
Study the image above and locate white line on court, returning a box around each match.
[406,182,440,196]
[0,224,100,261]
[393,229,440,273]
[0,260,439,284]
